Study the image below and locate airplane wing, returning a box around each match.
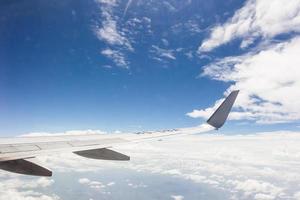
[0,90,239,176]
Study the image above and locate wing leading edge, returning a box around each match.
[0,90,239,176]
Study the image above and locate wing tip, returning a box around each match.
[206,90,239,129]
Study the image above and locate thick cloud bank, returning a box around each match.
[4,131,298,200]
[116,132,300,199]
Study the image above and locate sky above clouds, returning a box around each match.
[1,0,299,135]
[1,0,300,199]
[0,0,300,135]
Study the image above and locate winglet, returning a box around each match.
[207,90,239,129]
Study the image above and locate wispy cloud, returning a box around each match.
[199,0,300,52]
[94,0,134,68]
[150,45,176,63]
[171,20,202,35]
[94,0,133,51]
[123,0,133,17]
[101,48,129,68]
[94,18,133,51]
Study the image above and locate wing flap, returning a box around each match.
[74,148,130,161]
[0,159,52,177]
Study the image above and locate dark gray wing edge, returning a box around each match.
[207,90,239,129]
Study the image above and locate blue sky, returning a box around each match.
[0,0,299,135]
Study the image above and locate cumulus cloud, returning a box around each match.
[0,177,58,200]
[231,179,284,199]
[190,36,300,124]
[199,0,300,52]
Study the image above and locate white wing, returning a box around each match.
[0,91,239,176]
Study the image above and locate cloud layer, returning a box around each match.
[2,130,300,199]
[113,132,300,199]
[12,131,300,200]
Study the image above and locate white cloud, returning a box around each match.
[79,178,105,189]
[94,0,133,68]
[150,45,176,62]
[127,182,147,189]
[116,132,300,199]
[27,177,55,188]
[0,177,58,200]
[11,130,300,199]
[107,182,115,186]
[95,0,132,49]
[78,178,90,184]
[185,51,193,59]
[294,192,300,200]
[171,195,184,200]
[161,38,169,46]
[124,17,152,36]
[199,0,300,52]
[79,178,115,191]
[191,36,300,124]
[162,1,176,12]
[101,48,129,68]
[94,18,133,51]
[96,0,117,6]
[171,20,202,35]
[123,0,133,17]
[20,129,106,137]
[231,179,284,199]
